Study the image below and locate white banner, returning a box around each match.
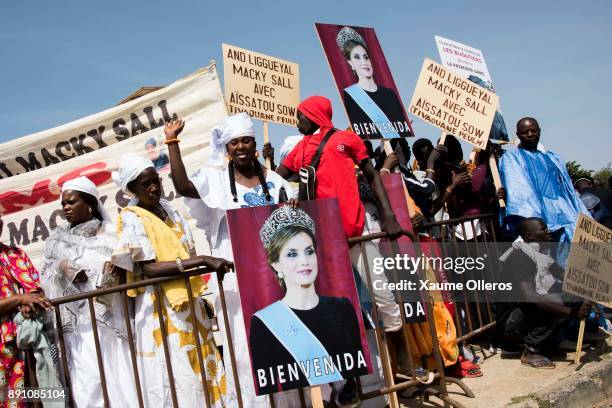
[0,64,227,268]
[0,64,224,180]
[434,35,494,91]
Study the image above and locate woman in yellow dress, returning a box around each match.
[111,153,231,408]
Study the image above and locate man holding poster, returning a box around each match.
[227,201,370,396]
[316,23,413,140]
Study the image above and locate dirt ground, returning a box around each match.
[399,338,612,408]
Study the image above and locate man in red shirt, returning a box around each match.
[278,96,402,239]
[275,96,403,334]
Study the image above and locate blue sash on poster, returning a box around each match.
[345,84,401,138]
[254,301,344,385]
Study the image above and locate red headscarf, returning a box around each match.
[297,96,334,133]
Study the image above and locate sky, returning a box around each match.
[1,0,610,171]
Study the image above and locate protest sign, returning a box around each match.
[0,67,218,180]
[377,173,426,323]
[408,58,499,149]
[434,35,494,92]
[563,214,612,304]
[435,35,509,142]
[222,44,299,126]
[0,64,227,268]
[226,199,370,395]
[315,23,413,140]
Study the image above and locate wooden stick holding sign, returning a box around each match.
[438,131,447,146]
[309,386,324,408]
[262,121,272,169]
[489,153,506,208]
[574,318,586,366]
[468,148,478,165]
[382,140,393,156]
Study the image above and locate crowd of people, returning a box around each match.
[0,94,610,408]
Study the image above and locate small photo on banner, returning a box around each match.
[227,198,371,395]
[315,23,413,140]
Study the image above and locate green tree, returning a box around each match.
[593,162,612,185]
[566,160,593,183]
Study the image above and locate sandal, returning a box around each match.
[459,367,483,378]
[396,366,435,384]
[458,355,480,370]
[520,349,556,369]
[448,362,483,378]
[414,368,435,384]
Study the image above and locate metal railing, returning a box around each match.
[347,228,471,408]
[419,214,499,346]
[38,214,500,408]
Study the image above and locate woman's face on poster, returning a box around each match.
[347,45,373,80]
[272,231,318,287]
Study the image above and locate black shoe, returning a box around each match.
[336,378,361,407]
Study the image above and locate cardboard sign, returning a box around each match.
[408,58,499,149]
[563,214,612,305]
[222,44,299,126]
[434,35,509,142]
[434,35,494,92]
[315,23,413,140]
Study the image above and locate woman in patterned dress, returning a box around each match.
[0,215,52,408]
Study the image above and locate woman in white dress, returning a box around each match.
[111,154,232,408]
[164,114,303,407]
[40,176,138,407]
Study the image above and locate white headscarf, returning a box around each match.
[111,154,155,195]
[279,135,304,162]
[61,176,112,224]
[209,112,255,166]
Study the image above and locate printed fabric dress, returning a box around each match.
[112,199,227,408]
[185,166,301,407]
[0,243,41,408]
[40,219,138,408]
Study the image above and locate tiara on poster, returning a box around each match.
[260,206,316,249]
[336,26,365,50]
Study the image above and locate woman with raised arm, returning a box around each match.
[41,176,137,407]
[111,154,231,408]
[164,113,297,406]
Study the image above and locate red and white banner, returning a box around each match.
[0,64,227,267]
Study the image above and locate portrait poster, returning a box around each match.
[379,173,427,323]
[315,23,413,140]
[227,198,371,395]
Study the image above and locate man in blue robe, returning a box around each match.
[499,117,589,259]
